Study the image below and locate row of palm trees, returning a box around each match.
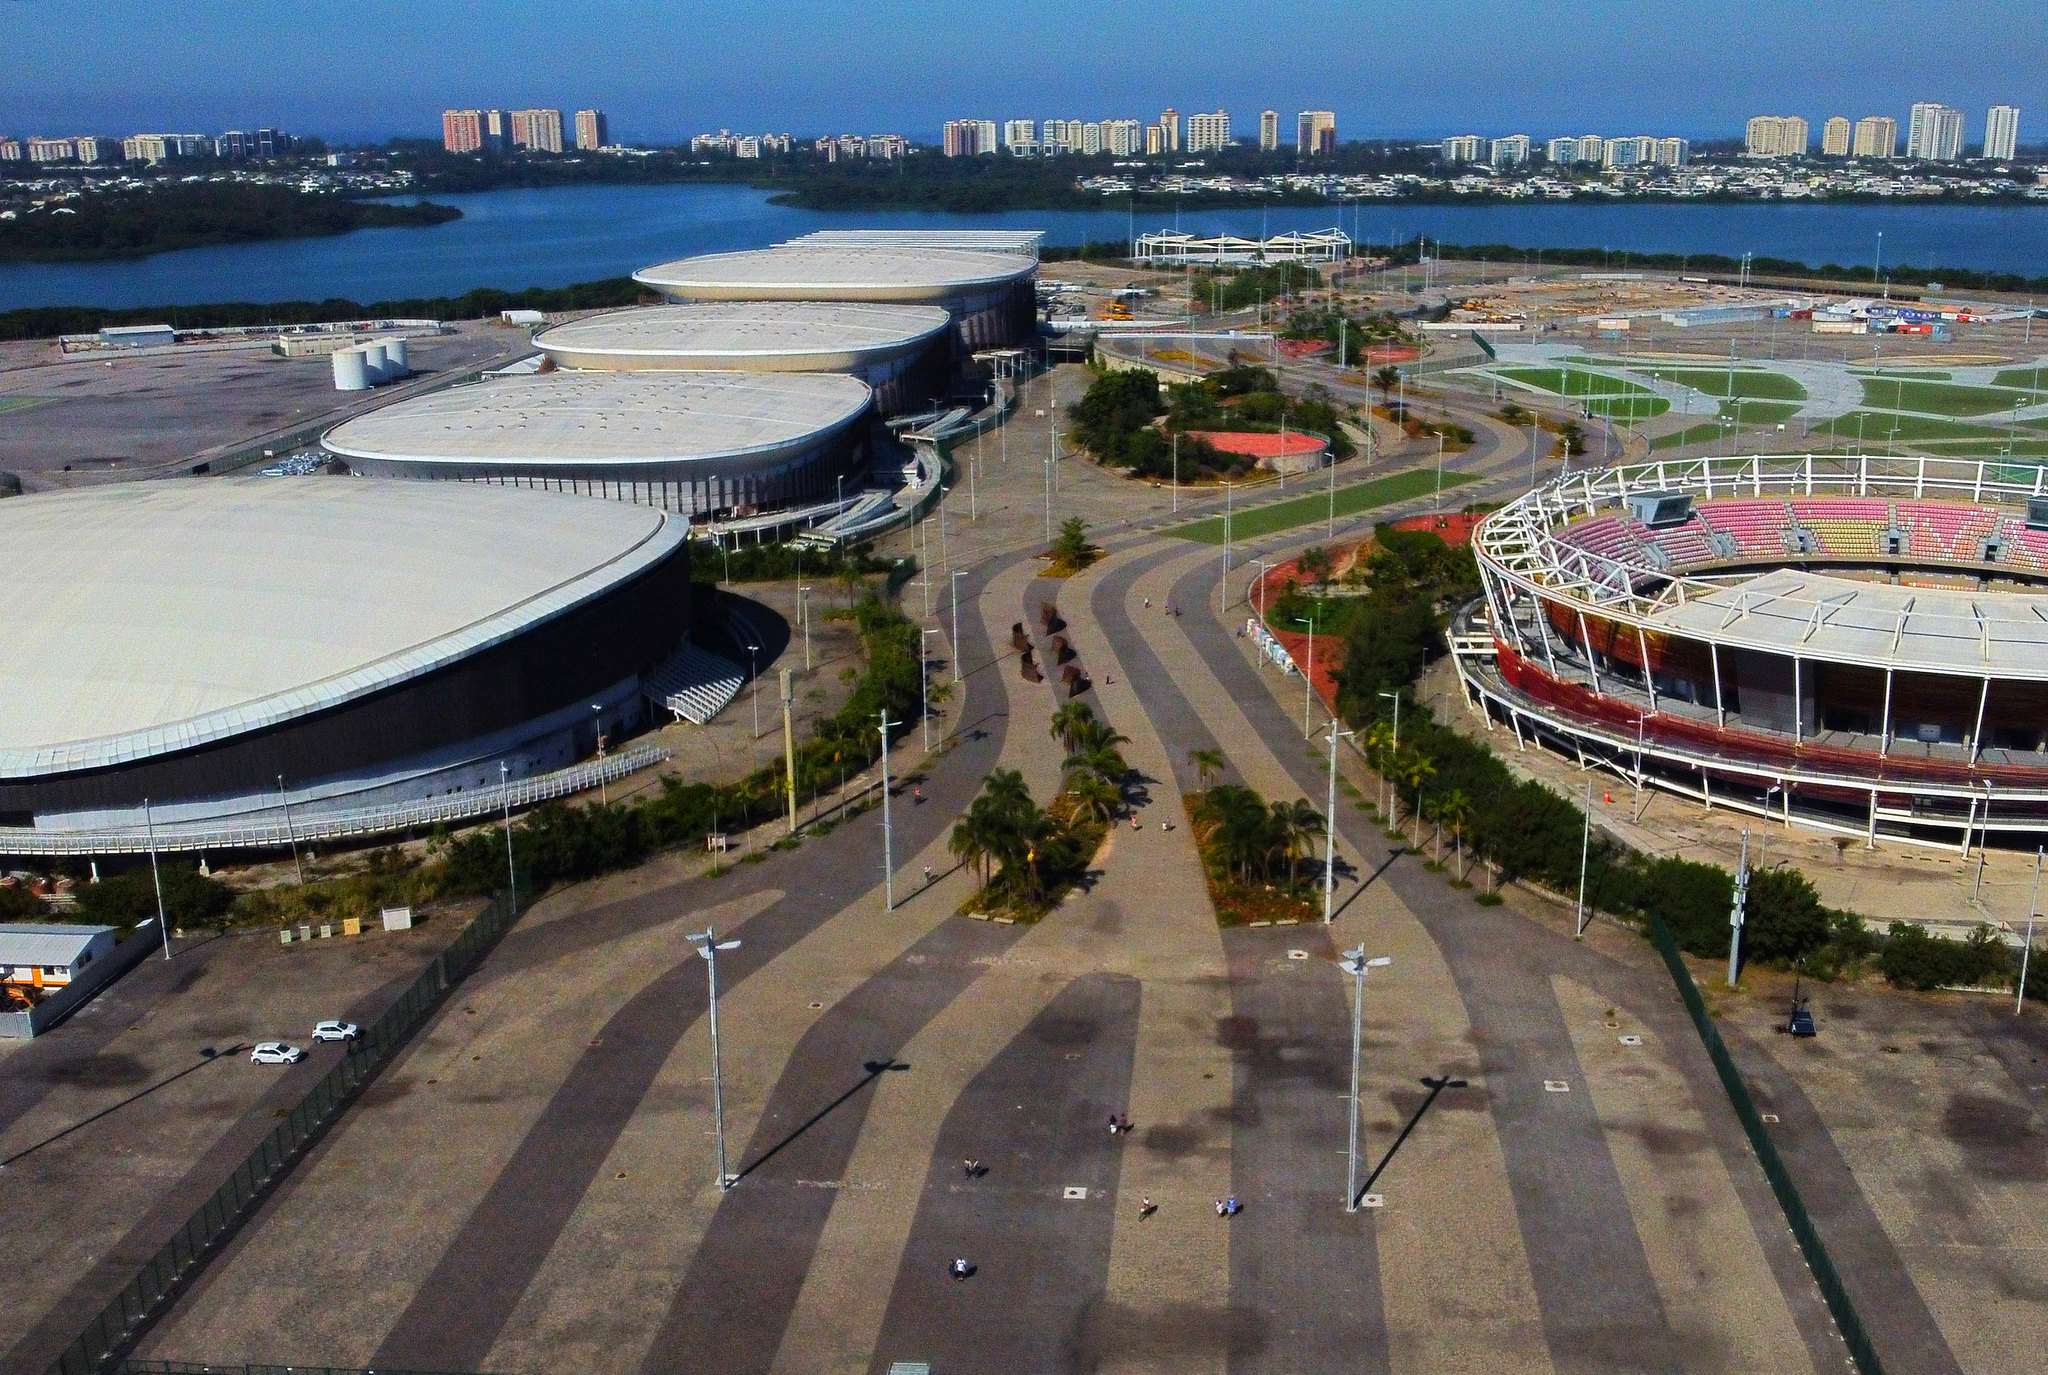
[1052,702,1130,825]
[948,769,1078,909]
[1359,723,1473,878]
[1190,785,1328,892]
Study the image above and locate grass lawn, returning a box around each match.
[1856,377,2048,416]
[1639,368,1808,401]
[1994,366,2048,391]
[1494,365,1652,398]
[1170,466,1477,544]
[0,397,44,414]
[1915,440,2048,458]
[1586,394,1671,419]
[1811,411,2013,444]
[1718,400,1803,425]
[1851,368,1954,380]
[1649,423,1726,452]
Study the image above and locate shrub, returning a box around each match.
[74,864,234,934]
[1880,922,2009,990]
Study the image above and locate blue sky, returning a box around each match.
[10,0,2045,145]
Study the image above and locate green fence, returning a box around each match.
[118,1363,500,1375]
[44,893,524,1375]
[1643,912,1886,1375]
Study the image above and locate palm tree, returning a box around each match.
[1065,773,1122,826]
[1193,784,1269,885]
[1268,799,1326,888]
[1397,751,1436,845]
[1071,717,1130,757]
[1437,789,1472,880]
[1062,744,1129,787]
[1050,701,1097,753]
[949,809,994,891]
[1373,365,1401,409]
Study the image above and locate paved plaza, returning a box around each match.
[6,368,2041,1375]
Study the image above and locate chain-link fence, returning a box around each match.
[1643,911,1887,1375]
[43,892,524,1375]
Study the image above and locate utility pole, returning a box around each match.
[921,628,937,752]
[1340,946,1391,1210]
[878,711,896,911]
[688,926,743,1189]
[1324,719,1353,924]
[1727,828,1750,987]
[951,571,964,687]
[1172,431,1179,514]
[1219,481,1234,614]
[798,585,812,671]
[781,668,797,834]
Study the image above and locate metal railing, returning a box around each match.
[44,891,528,1375]
[1642,911,1886,1375]
[0,744,668,858]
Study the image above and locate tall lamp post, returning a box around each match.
[500,761,516,909]
[951,571,965,687]
[144,797,169,961]
[2019,848,2043,1015]
[921,628,938,751]
[688,926,744,1189]
[1376,689,1402,823]
[1339,946,1392,1211]
[1727,828,1750,988]
[1324,719,1354,924]
[1294,613,1319,737]
[878,711,897,911]
[1573,776,1594,937]
[277,774,305,885]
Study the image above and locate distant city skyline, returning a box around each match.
[8,0,2045,145]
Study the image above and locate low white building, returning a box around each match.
[1,924,117,995]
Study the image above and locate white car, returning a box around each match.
[250,1042,304,1065]
[311,1020,360,1043]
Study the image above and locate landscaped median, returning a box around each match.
[1169,466,1478,544]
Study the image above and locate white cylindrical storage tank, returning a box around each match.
[382,336,410,378]
[361,341,393,383]
[332,347,371,391]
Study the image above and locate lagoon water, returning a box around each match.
[4,181,2047,312]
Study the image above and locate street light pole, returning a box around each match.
[1296,613,1317,737]
[144,797,169,961]
[878,710,896,911]
[951,571,964,688]
[277,774,304,885]
[1324,719,1353,924]
[782,668,798,834]
[1340,946,1392,1210]
[2019,847,2043,1015]
[1573,777,1593,937]
[501,762,516,909]
[921,628,937,751]
[688,926,743,1189]
[798,585,813,671]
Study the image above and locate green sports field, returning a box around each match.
[1170,467,1478,544]
[1856,377,2048,416]
[1493,366,1652,398]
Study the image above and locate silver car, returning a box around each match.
[250,1042,304,1065]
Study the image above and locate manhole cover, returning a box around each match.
[1062,1186,1089,1200]
[1618,1034,1643,1047]
[1543,1080,1571,1093]
[809,1001,824,1009]
[1359,1193,1385,1208]
[1286,950,1310,961]
[1760,1112,1780,1123]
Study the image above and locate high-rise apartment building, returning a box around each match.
[574,110,608,151]
[1159,109,1180,153]
[1187,111,1230,152]
[71,136,115,164]
[1004,119,1037,154]
[0,140,21,162]
[1441,134,1484,163]
[1145,124,1164,155]
[1603,136,1654,169]
[442,109,483,154]
[1821,116,1852,157]
[1039,119,1080,154]
[1079,122,1104,155]
[484,110,513,152]
[1906,103,1964,161]
[943,119,985,156]
[1259,110,1280,152]
[511,108,564,153]
[1852,115,1897,158]
[1984,105,2021,161]
[1545,136,1579,163]
[26,137,74,162]
[1655,137,1690,167]
[1488,133,1530,168]
[1297,110,1336,156]
[1575,134,1605,164]
[1745,115,1809,157]
[1105,120,1141,156]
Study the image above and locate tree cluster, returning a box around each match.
[0,183,459,264]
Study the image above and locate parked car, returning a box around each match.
[311,1020,360,1043]
[250,1042,304,1065]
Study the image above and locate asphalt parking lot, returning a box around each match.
[0,908,471,1375]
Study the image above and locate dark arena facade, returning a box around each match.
[1459,454,2048,850]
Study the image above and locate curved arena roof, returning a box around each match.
[534,302,951,372]
[0,478,686,778]
[632,246,1036,302]
[323,371,872,470]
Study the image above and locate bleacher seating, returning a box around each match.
[1788,496,1889,559]
[642,641,745,725]
[1648,516,1715,566]
[1898,501,1995,562]
[1695,498,1793,558]
[1558,513,1649,563]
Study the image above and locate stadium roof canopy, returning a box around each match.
[1651,567,2048,679]
[0,479,684,777]
[780,229,1044,257]
[323,371,872,468]
[534,302,950,368]
[632,245,1036,299]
